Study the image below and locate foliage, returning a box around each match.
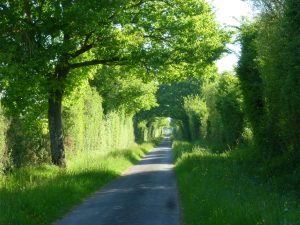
[0,104,8,174]
[170,119,189,141]
[0,143,154,225]
[214,73,244,147]
[135,64,244,150]
[245,0,284,15]
[183,95,208,141]
[134,117,169,143]
[138,79,201,121]
[90,66,158,115]
[237,22,269,153]
[237,0,300,177]
[63,82,103,154]
[135,78,206,141]
[200,77,222,144]
[63,82,136,154]
[6,117,50,168]
[279,0,300,158]
[173,141,300,225]
[179,72,244,149]
[0,0,229,166]
[0,81,141,170]
[147,117,169,139]
[0,0,229,99]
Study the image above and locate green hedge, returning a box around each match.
[184,95,208,141]
[0,82,136,171]
[181,73,244,150]
[63,83,135,159]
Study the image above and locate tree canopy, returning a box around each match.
[0,0,229,166]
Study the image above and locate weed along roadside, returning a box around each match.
[0,142,158,225]
[173,141,300,225]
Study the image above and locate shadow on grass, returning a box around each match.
[105,143,157,165]
[0,169,119,225]
[106,149,141,165]
[0,143,158,225]
[174,142,299,225]
[140,146,150,155]
[106,148,166,166]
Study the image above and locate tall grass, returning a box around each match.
[173,141,300,225]
[0,143,154,225]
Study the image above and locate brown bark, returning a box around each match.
[48,88,66,167]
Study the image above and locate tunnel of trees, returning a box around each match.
[0,0,300,213]
[1,0,300,224]
[135,65,245,150]
[0,0,229,170]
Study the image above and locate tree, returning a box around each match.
[280,0,300,158]
[183,95,208,141]
[215,73,244,147]
[244,0,284,15]
[135,79,201,140]
[90,66,158,115]
[0,0,228,167]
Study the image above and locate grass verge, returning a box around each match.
[0,142,155,225]
[173,141,300,225]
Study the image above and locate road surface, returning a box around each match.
[55,138,180,225]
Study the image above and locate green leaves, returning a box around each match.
[0,0,229,167]
[1,0,229,106]
[91,66,158,115]
[237,0,300,165]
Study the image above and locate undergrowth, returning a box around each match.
[0,142,154,225]
[173,141,300,225]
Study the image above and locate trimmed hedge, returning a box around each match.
[63,83,135,157]
[0,82,136,172]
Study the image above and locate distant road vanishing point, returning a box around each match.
[55,138,181,225]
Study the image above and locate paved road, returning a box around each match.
[55,138,180,225]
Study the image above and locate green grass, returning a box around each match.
[173,141,300,225]
[0,143,154,225]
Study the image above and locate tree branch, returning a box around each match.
[69,44,93,58]
[70,33,95,58]
[69,58,126,69]
[82,33,93,46]
[144,34,170,42]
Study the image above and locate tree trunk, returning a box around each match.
[48,89,66,167]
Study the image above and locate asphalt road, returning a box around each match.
[55,138,180,225]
